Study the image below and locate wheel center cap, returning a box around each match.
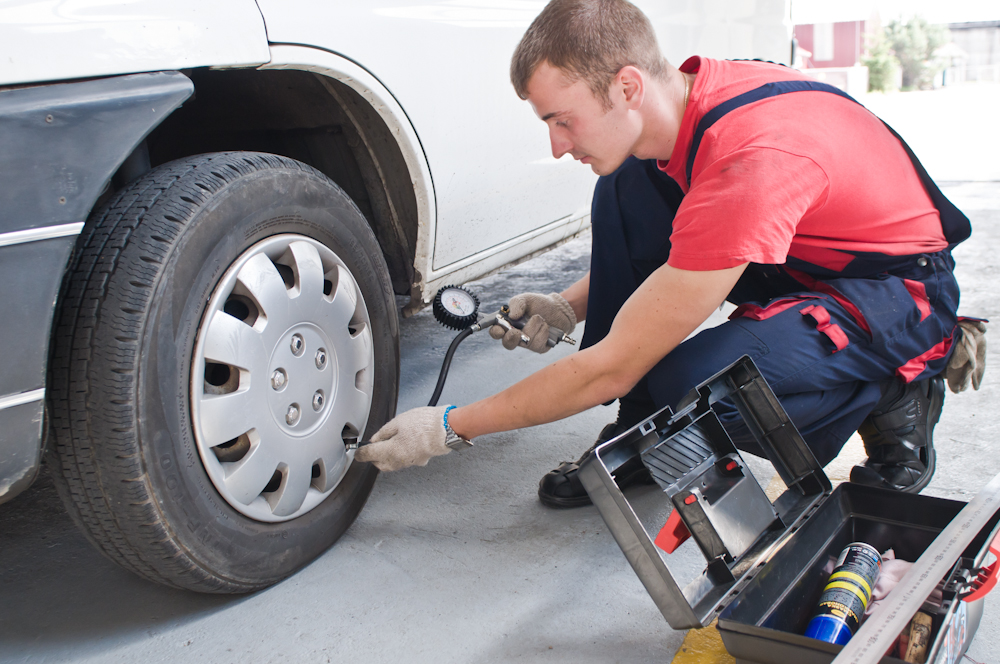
[268,323,337,436]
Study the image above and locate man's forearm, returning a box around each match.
[560,271,589,323]
[448,263,747,442]
[448,343,631,439]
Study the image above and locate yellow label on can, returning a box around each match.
[824,580,871,608]
[829,570,873,600]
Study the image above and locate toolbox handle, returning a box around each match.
[654,509,692,554]
[963,532,1000,603]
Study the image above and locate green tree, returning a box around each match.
[884,17,947,90]
[863,32,898,92]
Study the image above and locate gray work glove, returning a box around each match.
[945,319,987,393]
[355,406,452,471]
[489,292,577,353]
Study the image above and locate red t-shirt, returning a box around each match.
[657,57,947,272]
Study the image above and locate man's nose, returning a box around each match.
[549,128,572,159]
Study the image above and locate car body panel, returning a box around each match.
[0,0,269,87]
[0,397,44,504]
[0,71,193,235]
[255,0,599,270]
[0,72,193,504]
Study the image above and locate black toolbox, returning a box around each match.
[578,357,1000,663]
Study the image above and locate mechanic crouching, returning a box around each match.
[357,0,986,504]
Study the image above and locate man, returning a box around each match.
[357,0,982,506]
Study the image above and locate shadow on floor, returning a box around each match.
[0,466,242,655]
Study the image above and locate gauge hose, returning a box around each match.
[427,327,475,407]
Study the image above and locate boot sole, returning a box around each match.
[537,491,593,509]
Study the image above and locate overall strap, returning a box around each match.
[685,80,971,247]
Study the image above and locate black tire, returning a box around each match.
[47,152,398,593]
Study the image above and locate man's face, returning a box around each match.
[525,61,639,176]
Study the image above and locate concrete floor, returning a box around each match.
[2,86,999,664]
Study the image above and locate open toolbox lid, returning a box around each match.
[577,356,833,630]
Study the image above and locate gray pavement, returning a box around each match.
[2,88,1000,663]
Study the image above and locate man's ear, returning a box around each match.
[617,65,645,109]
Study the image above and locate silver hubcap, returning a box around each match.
[191,235,374,522]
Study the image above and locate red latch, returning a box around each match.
[654,509,692,554]
[964,532,1000,603]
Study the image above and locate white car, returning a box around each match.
[0,0,790,592]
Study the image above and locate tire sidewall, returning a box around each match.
[139,161,396,586]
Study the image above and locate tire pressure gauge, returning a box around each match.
[433,285,480,330]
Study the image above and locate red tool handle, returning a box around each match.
[654,509,691,554]
[963,532,1000,603]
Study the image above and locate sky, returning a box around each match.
[792,0,1000,25]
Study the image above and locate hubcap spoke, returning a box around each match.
[224,443,278,506]
[237,253,290,323]
[202,310,265,368]
[315,445,349,493]
[331,385,370,434]
[343,326,373,374]
[266,463,311,517]
[199,389,261,447]
[289,240,326,303]
[326,266,360,328]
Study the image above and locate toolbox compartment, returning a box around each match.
[578,356,1000,664]
[718,483,997,663]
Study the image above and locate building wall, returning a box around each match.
[949,21,1000,67]
[794,20,865,68]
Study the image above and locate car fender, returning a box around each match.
[261,45,438,310]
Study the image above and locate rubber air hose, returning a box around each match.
[427,326,474,407]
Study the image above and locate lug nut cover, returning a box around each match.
[271,368,287,390]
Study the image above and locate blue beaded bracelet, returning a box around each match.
[441,405,472,449]
[443,404,457,431]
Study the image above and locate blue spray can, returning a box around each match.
[804,542,883,645]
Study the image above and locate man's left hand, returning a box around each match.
[354,406,451,471]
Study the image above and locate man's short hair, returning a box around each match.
[510,0,666,109]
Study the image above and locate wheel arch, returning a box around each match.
[140,47,435,302]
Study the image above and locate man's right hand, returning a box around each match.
[354,406,452,471]
[489,292,577,353]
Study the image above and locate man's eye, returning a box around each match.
[556,120,568,128]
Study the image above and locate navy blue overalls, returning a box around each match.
[582,81,971,466]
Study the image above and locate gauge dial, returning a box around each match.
[442,288,476,316]
[432,285,480,330]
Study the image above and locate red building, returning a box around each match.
[794,20,867,68]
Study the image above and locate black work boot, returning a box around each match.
[538,392,656,509]
[850,375,945,493]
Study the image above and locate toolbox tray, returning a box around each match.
[578,356,1000,663]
